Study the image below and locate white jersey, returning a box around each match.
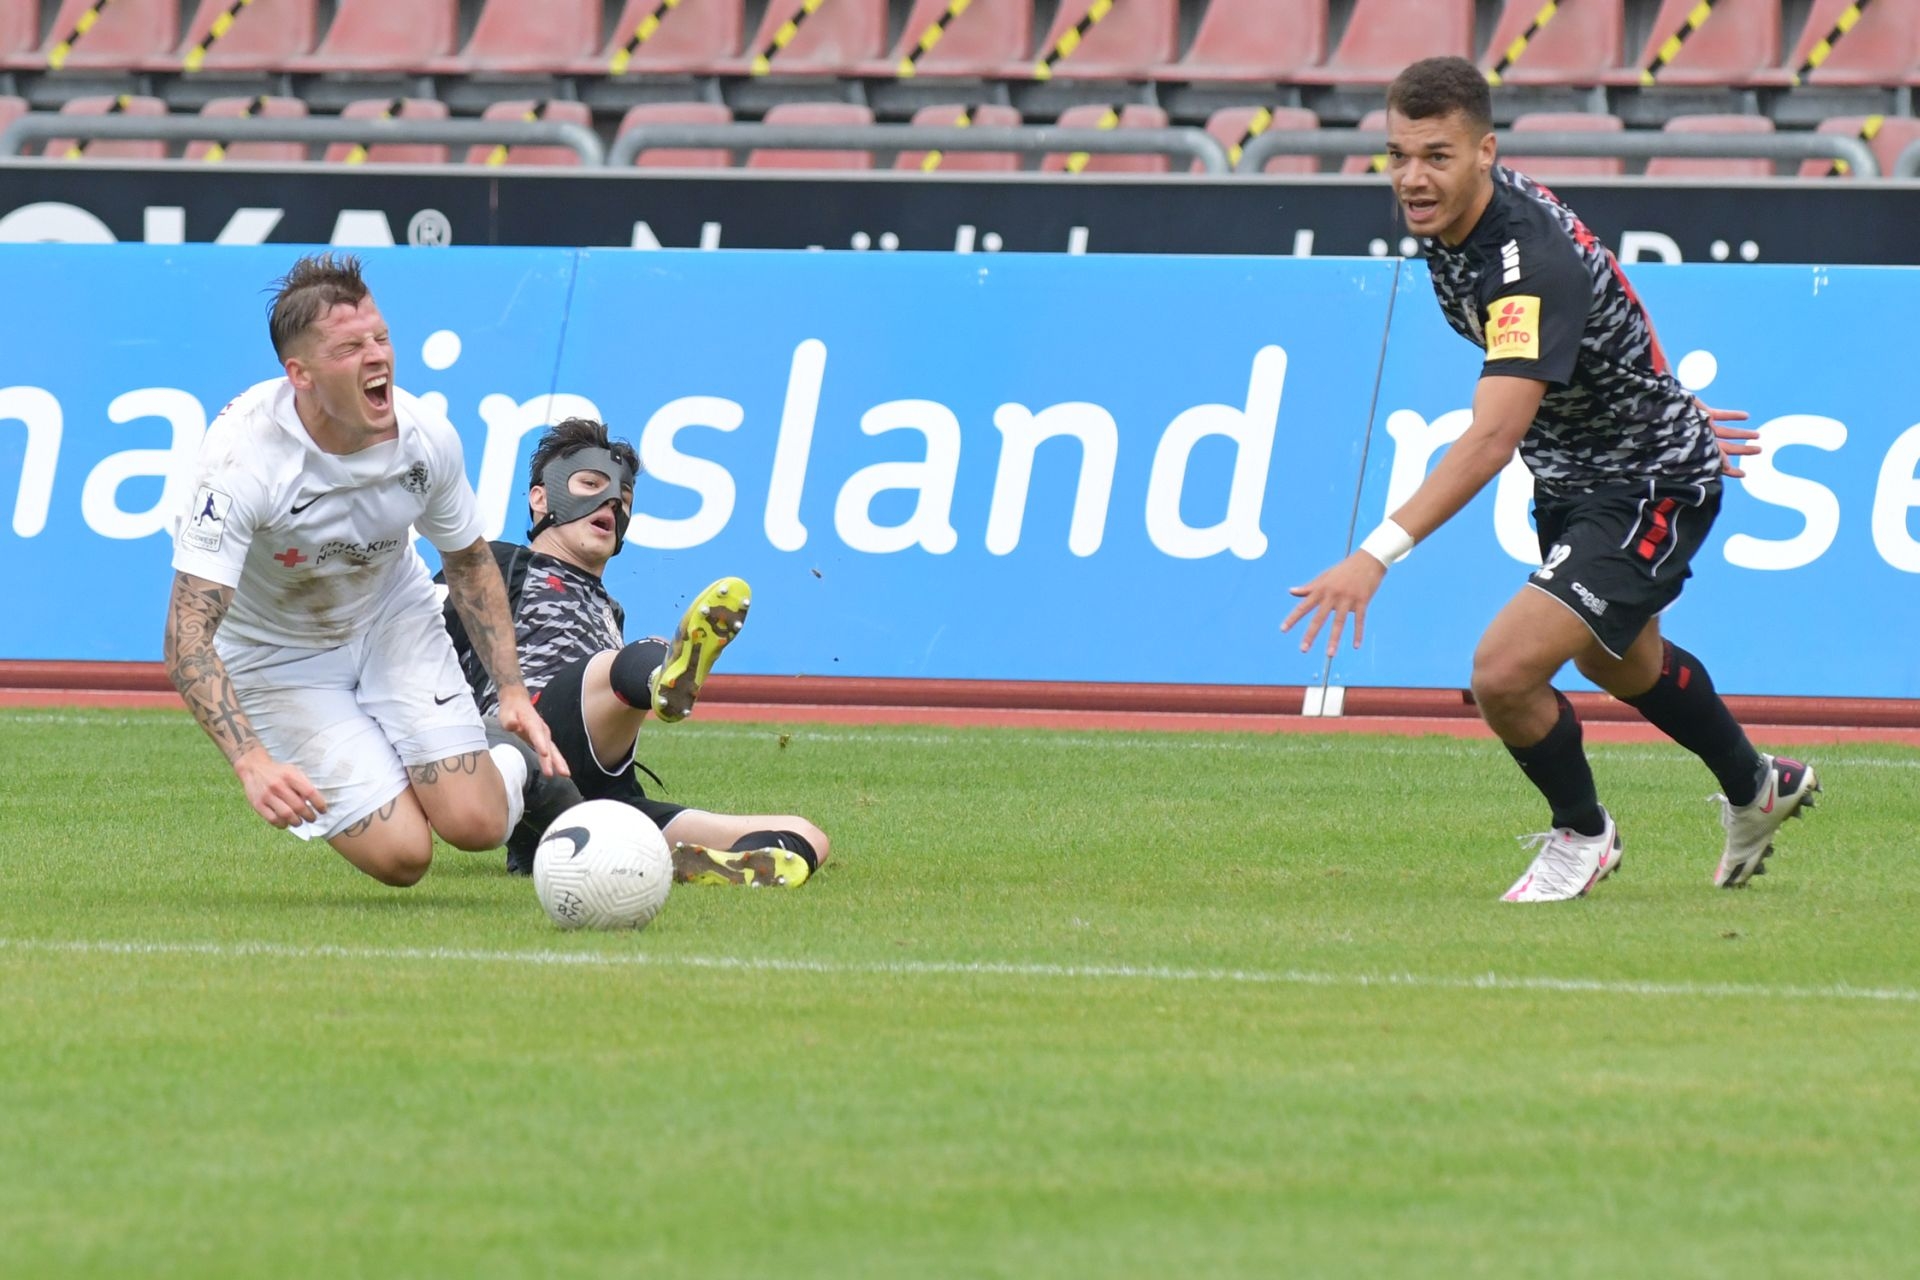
[172,377,484,650]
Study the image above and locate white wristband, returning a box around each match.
[1358,519,1415,568]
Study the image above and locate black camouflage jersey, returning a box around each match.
[440,541,625,715]
[1423,165,1721,499]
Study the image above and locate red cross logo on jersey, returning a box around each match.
[274,547,307,568]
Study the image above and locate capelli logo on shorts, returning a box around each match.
[1570,581,1608,615]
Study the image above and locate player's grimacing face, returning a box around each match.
[291,298,396,435]
[533,468,633,569]
[1386,108,1496,245]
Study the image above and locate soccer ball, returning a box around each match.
[531,799,673,931]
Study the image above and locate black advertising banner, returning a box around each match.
[0,164,1913,264]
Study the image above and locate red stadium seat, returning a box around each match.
[287,0,458,72]
[1341,107,1388,175]
[1162,0,1325,82]
[170,0,315,72]
[1298,0,1473,85]
[322,98,450,165]
[1040,103,1169,174]
[1643,114,1775,178]
[427,0,600,74]
[1503,111,1626,179]
[1025,0,1176,80]
[24,0,177,71]
[895,103,1024,172]
[1482,0,1622,86]
[617,101,735,167]
[464,99,594,167]
[732,0,886,77]
[587,0,742,76]
[0,6,39,64]
[44,95,169,160]
[1616,0,1777,86]
[872,0,1030,79]
[746,101,874,169]
[1201,106,1320,173]
[1799,114,1920,178]
[1760,0,1919,86]
[185,95,308,162]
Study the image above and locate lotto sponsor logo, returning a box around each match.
[1485,294,1540,360]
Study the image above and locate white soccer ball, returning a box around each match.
[531,799,673,931]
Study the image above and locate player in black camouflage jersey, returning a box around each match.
[442,418,829,887]
[1283,58,1818,902]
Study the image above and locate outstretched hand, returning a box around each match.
[1699,400,1758,478]
[1282,552,1388,657]
[496,688,570,779]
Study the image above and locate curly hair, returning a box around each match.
[528,418,641,493]
[1387,56,1493,135]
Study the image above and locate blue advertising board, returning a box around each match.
[2,245,1915,697]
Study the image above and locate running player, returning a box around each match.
[1282,58,1818,902]
[440,417,829,887]
[165,253,579,888]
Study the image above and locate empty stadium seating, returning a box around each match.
[426,0,600,75]
[1041,103,1169,173]
[616,101,735,167]
[0,6,39,64]
[45,95,169,160]
[1642,113,1775,177]
[746,101,875,169]
[732,0,887,77]
[1341,107,1389,174]
[322,98,450,165]
[1202,105,1320,173]
[587,0,743,76]
[286,0,458,72]
[1299,0,1473,85]
[1503,111,1627,178]
[1617,0,1777,86]
[1482,0,1623,86]
[185,95,308,162]
[0,95,28,144]
[1163,0,1325,82]
[872,0,1031,79]
[171,0,315,73]
[464,99,594,166]
[1802,114,1920,177]
[17,0,177,71]
[1760,0,1919,86]
[1024,0,1176,81]
[894,103,1025,171]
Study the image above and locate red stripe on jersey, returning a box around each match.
[1636,497,1678,559]
[1603,249,1669,375]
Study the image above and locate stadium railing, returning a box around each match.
[604,122,1232,172]
[1890,140,1920,178]
[0,113,606,164]
[1236,128,1881,177]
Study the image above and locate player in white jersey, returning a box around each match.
[164,253,576,887]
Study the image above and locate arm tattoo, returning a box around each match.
[441,539,528,697]
[162,572,262,764]
[407,750,485,789]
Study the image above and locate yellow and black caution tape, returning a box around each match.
[1034,0,1114,81]
[1794,0,1876,85]
[1826,113,1882,177]
[1485,1,1561,86]
[609,0,685,75]
[202,94,270,162]
[898,0,973,78]
[482,102,548,166]
[63,92,134,159]
[752,0,830,75]
[1064,104,1119,174]
[184,0,259,71]
[48,0,117,70]
[918,104,974,172]
[1640,0,1724,85]
[339,99,401,165]
[1227,107,1278,169]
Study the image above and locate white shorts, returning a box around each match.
[219,591,486,841]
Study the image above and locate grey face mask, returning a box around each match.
[529,446,637,553]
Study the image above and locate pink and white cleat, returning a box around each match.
[1713,754,1820,888]
[1502,809,1623,903]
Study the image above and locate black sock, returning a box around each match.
[608,638,669,707]
[1621,641,1766,805]
[1505,692,1607,836]
[730,829,819,873]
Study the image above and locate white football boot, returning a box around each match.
[1713,754,1820,888]
[1502,808,1623,903]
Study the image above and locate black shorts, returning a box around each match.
[531,654,686,831]
[1529,480,1721,658]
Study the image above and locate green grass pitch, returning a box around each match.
[2,707,1917,1278]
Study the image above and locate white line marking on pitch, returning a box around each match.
[2,937,1915,1005]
